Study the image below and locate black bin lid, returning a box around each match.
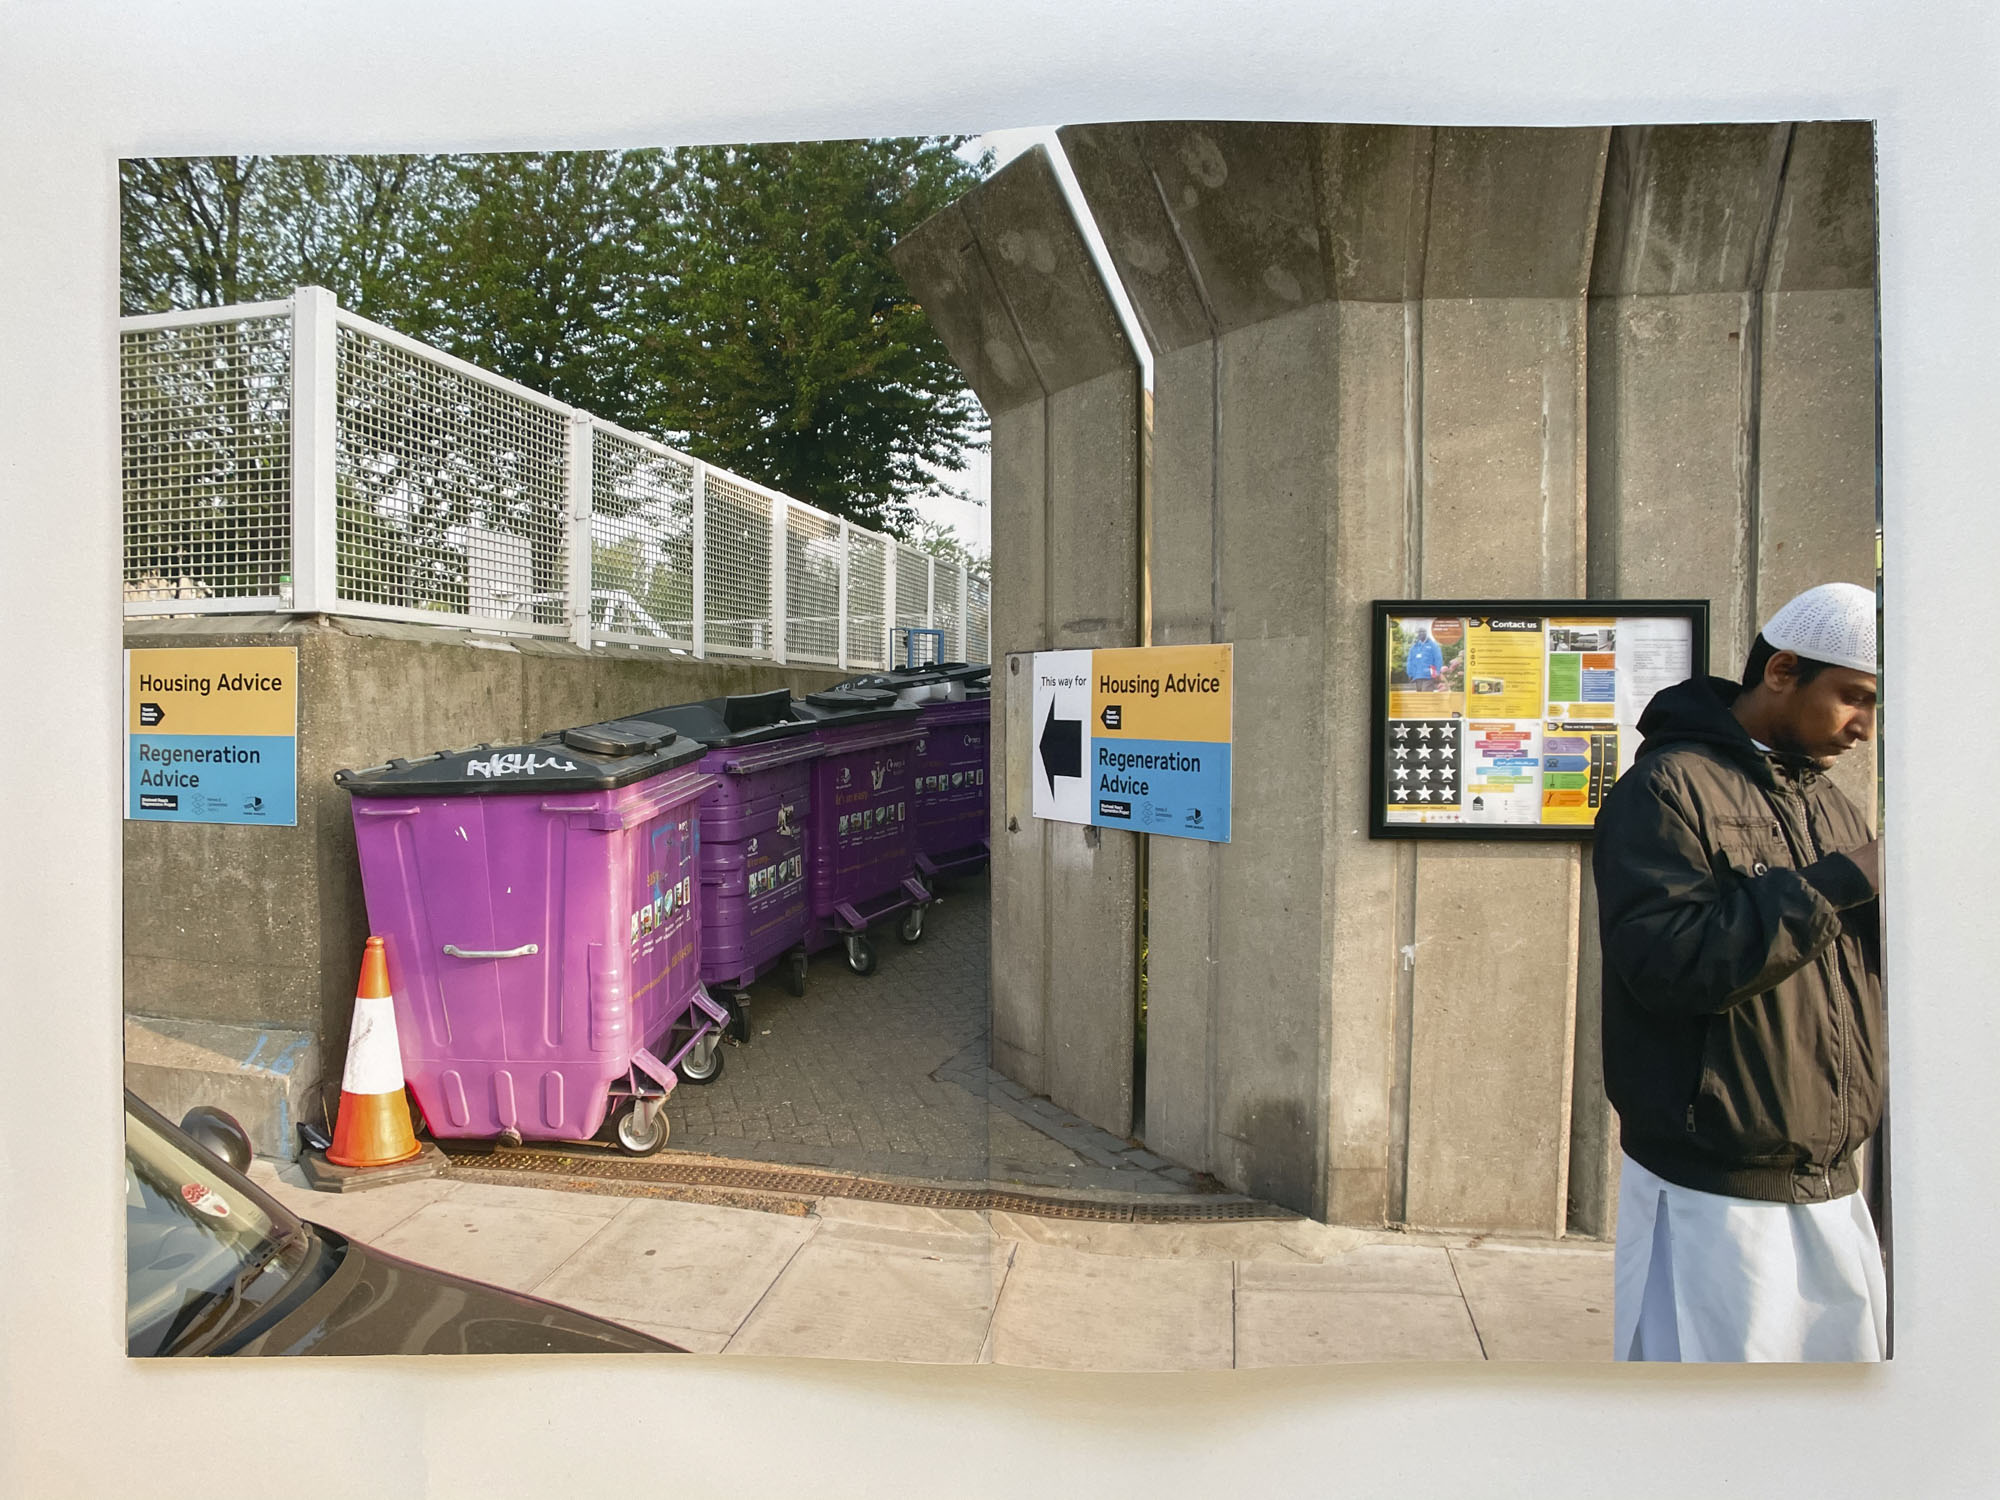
[834,670,944,692]
[791,687,922,726]
[336,717,706,796]
[633,691,818,749]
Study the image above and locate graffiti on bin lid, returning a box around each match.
[464,750,580,779]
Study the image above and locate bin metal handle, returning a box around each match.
[443,943,540,960]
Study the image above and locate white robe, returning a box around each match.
[1614,1154,1888,1362]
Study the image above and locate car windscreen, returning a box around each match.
[125,1101,317,1357]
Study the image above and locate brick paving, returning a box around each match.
[664,869,1208,1195]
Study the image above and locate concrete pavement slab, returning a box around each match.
[367,1196,629,1294]
[1448,1243,1614,1362]
[986,1240,1234,1371]
[249,1160,458,1244]
[809,1196,994,1237]
[1234,1280,1485,1365]
[726,1219,1003,1364]
[1235,1248,1485,1364]
[1239,1243,1465,1294]
[534,1198,816,1339]
[431,1176,633,1219]
[983,1210,1364,1263]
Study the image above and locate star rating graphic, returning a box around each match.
[1387,719,1462,810]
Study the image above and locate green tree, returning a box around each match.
[410,151,668,423]
[907,517,989,581]
[120,140,991,540]
[634,138,991,534]
[121,154,455,321]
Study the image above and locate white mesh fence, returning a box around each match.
[121,312,293,603]
[122,292,979,664]
[784,505,841,664]
[703,473,774,656]
[591,427,695,644]
[845,530,890,671]
[892,542,935,665]
[334,320,569,628]
[934,558,966,661]
[967,573,991,662]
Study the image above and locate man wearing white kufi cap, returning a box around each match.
[1592,582,1884,1361]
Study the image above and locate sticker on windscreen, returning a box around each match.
[181,1182,231,1218]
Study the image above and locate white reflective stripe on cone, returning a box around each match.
[341,992,406,1097]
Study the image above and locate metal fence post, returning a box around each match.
[883,543,900,671]
[566,413,594,650]
[770,498,789,665]
[957,563,970,660]
[289,286,339,614]
[837,518,851,670]
[927,555,937,656]
[690,460,708,659]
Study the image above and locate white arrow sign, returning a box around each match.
[1029,649,1092,826]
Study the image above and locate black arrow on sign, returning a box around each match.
[139,702,165,727]
[1039,697,1082,795]
[1100,704,1121,730]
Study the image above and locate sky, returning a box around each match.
[909,126,1150,559]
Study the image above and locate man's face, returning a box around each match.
[1768,660,1878,767]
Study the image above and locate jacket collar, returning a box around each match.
[1634,675,1824,791]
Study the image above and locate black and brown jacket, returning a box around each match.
[1593,675,1883,1204]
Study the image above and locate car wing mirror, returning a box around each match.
[179,1106,254,1173]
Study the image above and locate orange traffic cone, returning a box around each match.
[325,937,422,1168]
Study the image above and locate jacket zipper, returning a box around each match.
[1797,779,1851,1186]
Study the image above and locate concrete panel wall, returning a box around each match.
[1324,299,1416,1225]
[920,120,1876,1232]
[1205,304,1340,1210]
[1405,288,1595,1232]
[894,147,1144,1138]
[1575,119,1879,1236]
[989,404,1049,1092]
[1141,338,1221,1167]
[1044,370,1143,1131]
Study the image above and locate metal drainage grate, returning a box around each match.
[437,1144,1293,1223]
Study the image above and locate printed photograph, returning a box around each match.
[119,119,1883,1368]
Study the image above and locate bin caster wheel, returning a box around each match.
[899,906,925,944]
[784,951,808,998]
[722,991,751,1042]
[611,1097,670,1156]
[844,933,878,976]
[676,1031,726,1085]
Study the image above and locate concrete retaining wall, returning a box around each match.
[123,613,841,1152]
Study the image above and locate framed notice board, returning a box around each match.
[1369,600,1710,841]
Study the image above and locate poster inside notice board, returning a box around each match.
[1370,600,1710,840]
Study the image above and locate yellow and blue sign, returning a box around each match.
[125,647,298,826]
[1032,643,1232,843]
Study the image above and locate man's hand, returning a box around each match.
[1842,837,1881,897]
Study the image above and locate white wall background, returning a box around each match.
[3,2,1995,1495]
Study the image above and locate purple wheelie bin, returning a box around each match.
[334,718,730,1157]
[834,664,992,887]
[786,687,930,975]
[631,690,823,1018]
